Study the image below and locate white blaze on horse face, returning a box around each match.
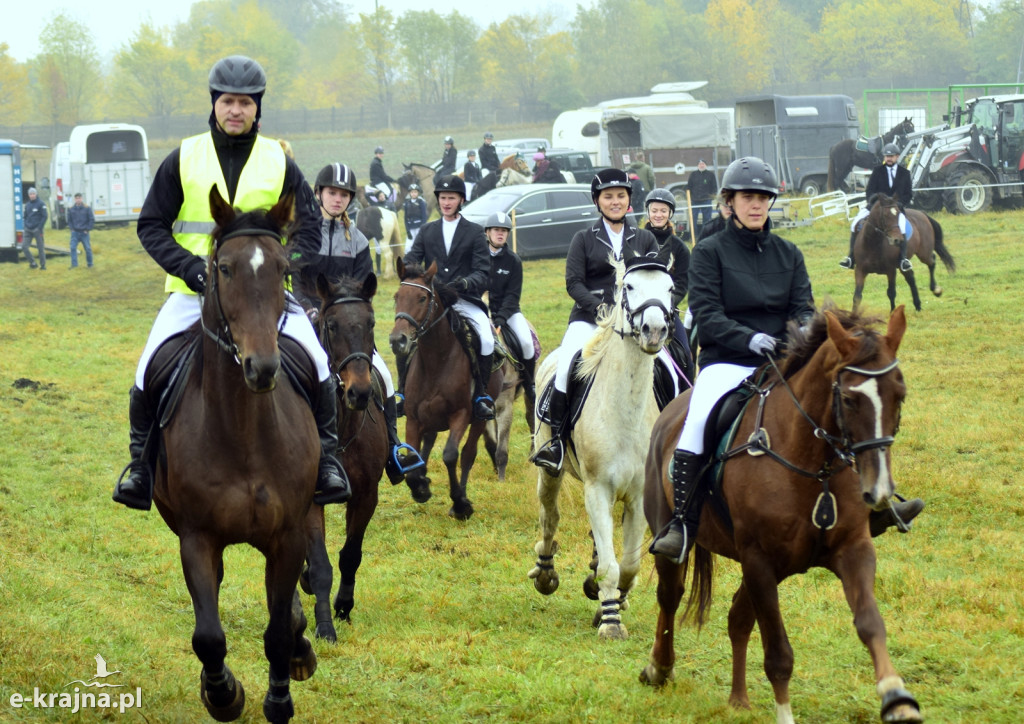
[623,269,673,352]
[849,377,894,498]
[249,246,265,276]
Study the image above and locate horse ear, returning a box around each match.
[885,305,907,354]
[425,260,438,284]
[363,272,378,300]
[209,185,234,227]
[825,310,859,358]
[268,191,295,232]
[395,256,406,280]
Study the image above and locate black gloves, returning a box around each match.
[452,277,469,292]
[183,258,207,294]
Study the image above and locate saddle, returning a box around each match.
[535,351,595,431]
[855,135,882,156]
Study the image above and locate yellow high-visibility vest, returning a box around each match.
[167,132,285,294]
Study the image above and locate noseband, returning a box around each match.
[394,280,447,339]
[200,228,286,364]
[319,295,373,376]
[616,269,672,340]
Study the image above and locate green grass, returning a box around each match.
[0,203,1022,722]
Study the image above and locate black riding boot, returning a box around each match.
[313,378,352,505]
[869,495,926,537]
[384,396,425,485]
[839,230,857,269]
[374,250,383,276]
[530,388,567,474]
[473,353,495,421]
[394,352,408,416]
[522,355,537,409]
[898,238,913,272]
[649,450,703,563]
[112,386,156,511]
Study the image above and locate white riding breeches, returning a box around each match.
[372,349,395,397]
[452,299,494,355]
[554,321,597,392]
[503,312,535,360]
[676,362,756,455]
[851,207,912,239]
[135,291,330,389]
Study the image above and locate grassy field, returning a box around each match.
[0,201,1022,722]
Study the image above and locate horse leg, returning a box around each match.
[181,535,246,722]
[927,260,942,298]
[639,555,686,687]
[584,483,627,640]
[853,269,866,312]
[301,505,336,642]
[727,581,757,710]
[739,556,795,724]
[617,492,645,613]
[334,478,379,622]
[262,528,313,723]
[444,420,475,520]
[834,543,922,723]
[529,467,563,595]
[405,423,433,504]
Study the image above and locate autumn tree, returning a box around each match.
[360,6,398,106]
[396,10,479,104]
[970,0,1024,83]
[108,24,192,119]
[0,44,31,125]
[478,14,555,107]
[32,12,102,125]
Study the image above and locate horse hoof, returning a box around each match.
[448,500,474,521]
[934,286,943,297]
[598,622,629,640]
[314,621,337,643]
[289,636,317,681]
[200,667,245,722]
[639,663,674,688]
[262,691,294,724]
[582,573,599,601]
[530,569,559,595]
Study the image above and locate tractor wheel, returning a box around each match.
[943,167,993,214]
[910,189,943,213]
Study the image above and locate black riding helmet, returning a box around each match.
[435,175,466,199]
[315,163,357,195]
[590,168,632,202]
[720,157,779,198]
[644,188,676,214]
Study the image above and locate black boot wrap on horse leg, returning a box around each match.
[530,387,567,473]
[112,385,156,511]
[650,449,703,562]
[313,378,352,505]
[384,395,425,485]
[473,352,495,421]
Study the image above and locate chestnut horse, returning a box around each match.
[388,258,502,519]
[152,188,318,722]
[853,193,956,312]
[470,153,532,201]
[641,306,922,724]
[301,274,388,643]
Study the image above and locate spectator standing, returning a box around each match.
[67,193,95,268]
[479,132,500,174]
[627,151,656,200]
[686,159,718,237]
[21,187,48,269]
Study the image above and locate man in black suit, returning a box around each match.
[400,175,496,421]
[840,142,915,272]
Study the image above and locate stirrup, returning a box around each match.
[112,462,153,511]
[473,394,495,421]
[530,438,564,474]
[899,258,913,272]
[391,443,425,473]
[649,519,689,564]
[838,257,854,269]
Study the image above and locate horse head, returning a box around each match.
[316,273,377,411]
[390,259,443,355]
[208,185,293,393]
[867,193,904,244]
[615,246,674,353]
[822,306,907,511]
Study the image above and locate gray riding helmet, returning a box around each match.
[644,188,676,214]
[485,211,513,230]
[208,55,267,96]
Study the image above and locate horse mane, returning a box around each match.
[777,302,886,378]
[576,257,628,380]
[211,205,299,259]
[322,275,367,302]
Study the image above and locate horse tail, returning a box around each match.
[682,545,715,629]
[930,217,957,273]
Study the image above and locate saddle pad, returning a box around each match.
[536,350,594,429]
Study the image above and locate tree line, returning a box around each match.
[1,0,1022,128]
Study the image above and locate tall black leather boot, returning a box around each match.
[313,378,352,505]
[530,388,567,474]
[394,352,408,416]
[869,495,925,537]
[649,449,703,563]
[839,230,857,269]
[898,238,913,272]
[112,385,156,511]
[383,396,425,484]
[472,353,495,421]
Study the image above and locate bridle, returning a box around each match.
[616,267,672,342]
[319,294,374,379]
[394,280,448,340]
[200,227,286,364]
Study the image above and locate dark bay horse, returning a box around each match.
[853,193,956,311]
[301,274,388,643]
[827,118,915,192]
[641,306,922,724]
[388,258,502,520]
[153,188,318,722]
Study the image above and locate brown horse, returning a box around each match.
[300,274,388,643]
[152,188,318,722]
[827,118,915,192]
[484,325,539,481]
[641,305,922,724]
[388,258,501,519]
[853,193,956,311]
[397,163,437,215]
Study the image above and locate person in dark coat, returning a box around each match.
[369,145,397,201]
[433,136,457,186]
[402,183,428,249]
[840,142,915,271]
[530,168,659,474]
[463,149,482,184]
[532,151,565,184]
[479,132,500,174]
[21,187,48,269]
[485,211,536,405]
[686,159,718,236]
[402,174,496,421]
